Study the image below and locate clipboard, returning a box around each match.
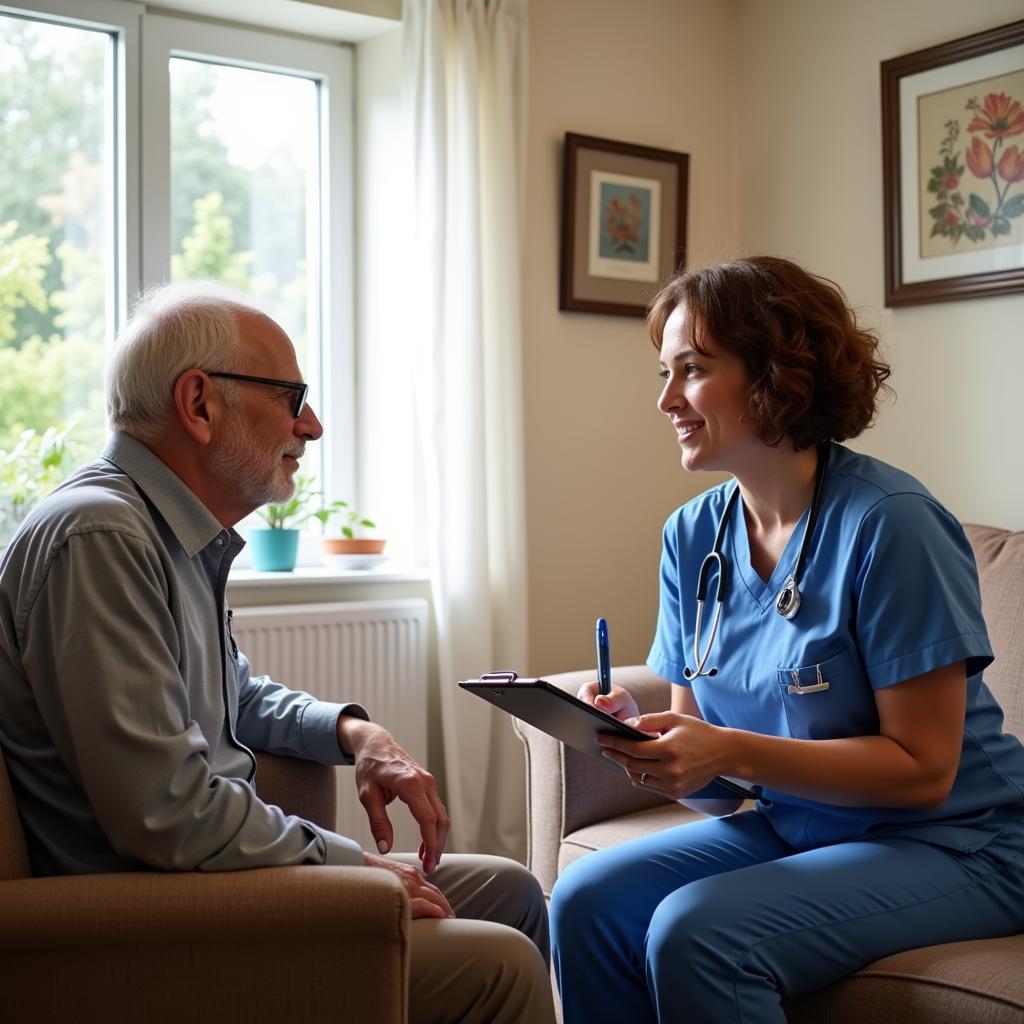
[459,671,755,801]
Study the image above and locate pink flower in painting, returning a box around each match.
[966,207,990,229]
[943,208,961,226]
[997,145,1024,183]
[603,195,642,250]
[966,92,1024,139]
[965,136,994,178]
[942,171,960,189]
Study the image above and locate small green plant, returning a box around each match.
[254,473,324,530]
[255,474,377,537]
[314,500,376,539]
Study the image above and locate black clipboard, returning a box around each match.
[459,672,754,801]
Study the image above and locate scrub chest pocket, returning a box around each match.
[775,649,879,740]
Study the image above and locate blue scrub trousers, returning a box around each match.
[550,809,1024,1024]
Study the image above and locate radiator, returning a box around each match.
[229,599,429,853]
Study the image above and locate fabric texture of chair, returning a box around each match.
[0,750,410,1023]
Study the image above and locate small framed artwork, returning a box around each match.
[881,20,1024,306]
[560,132,689,317]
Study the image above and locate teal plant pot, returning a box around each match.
[248,528,300,572]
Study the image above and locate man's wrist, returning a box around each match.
[337,714,379,758]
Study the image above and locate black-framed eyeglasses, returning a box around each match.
[206,371,308,418]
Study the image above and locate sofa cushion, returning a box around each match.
[784,935,1024,1024]
[558,803,705,877]
[964,524,1024,741]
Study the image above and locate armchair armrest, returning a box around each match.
[512,666,673,895]
[0,865,409,1023]
[255,750,338,829]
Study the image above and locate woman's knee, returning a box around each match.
[550,853,607,934]
[646,875,738,973]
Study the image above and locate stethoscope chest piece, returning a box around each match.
[775,575,801,620]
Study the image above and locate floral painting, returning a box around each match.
[883,20,1024,304]
[561,132,688,315]
[597,182,651,262]
[919,71,1024,257]
[587,169,661,284]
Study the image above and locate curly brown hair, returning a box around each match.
[647,256,893,450]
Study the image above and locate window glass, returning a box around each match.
[0,13,113,542]
[169,57,324,509]
[169,59,319,381]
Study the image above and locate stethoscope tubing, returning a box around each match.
[684,444,830,680]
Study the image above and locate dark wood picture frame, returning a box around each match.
[881,20,1024,306]
[559,133,689,317]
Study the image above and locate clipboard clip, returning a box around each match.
[478,671,519,684]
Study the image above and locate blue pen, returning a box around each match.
[595,618,611,695]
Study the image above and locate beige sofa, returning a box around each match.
[515,524,1024,1023]
[0,752,410,1023]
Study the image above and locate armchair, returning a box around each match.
[515,524,1024,1023]
[0,751,410,1024]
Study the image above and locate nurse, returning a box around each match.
[549,256,1024,1024]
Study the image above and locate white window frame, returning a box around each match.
[1,0,142,342]
[1,0,356,514]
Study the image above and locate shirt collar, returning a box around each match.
[101,432,236,559]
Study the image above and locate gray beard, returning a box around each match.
[209,417,297,510]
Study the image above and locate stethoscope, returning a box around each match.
[683,444,830,680]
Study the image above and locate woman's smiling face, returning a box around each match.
[656,302,761,474]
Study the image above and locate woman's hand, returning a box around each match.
[577,681,640,722]
[596,711,729,800]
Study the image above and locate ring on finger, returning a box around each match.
[640,771,648,786]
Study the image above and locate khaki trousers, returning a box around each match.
[390,853,555,1024]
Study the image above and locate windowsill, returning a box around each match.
[227,564,430,596]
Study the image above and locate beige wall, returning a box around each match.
[737,0,1024,533]
[522,0,1024,678]
[522,0,740,676]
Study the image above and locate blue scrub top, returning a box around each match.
[647,444,1024,852]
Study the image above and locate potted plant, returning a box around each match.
[248,473,323,572]
[316,501,387,569]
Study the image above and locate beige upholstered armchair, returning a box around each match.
[0,752,410,1023]
[515,524,1024,1023]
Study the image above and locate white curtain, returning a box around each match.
[403,0,530,858]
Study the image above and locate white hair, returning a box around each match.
[106,280,267,444]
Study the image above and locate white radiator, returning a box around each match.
[230,599,429,853]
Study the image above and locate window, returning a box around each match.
[0,0,354,555]
[0,6,115,542]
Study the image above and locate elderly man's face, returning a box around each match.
[208,311,322,514]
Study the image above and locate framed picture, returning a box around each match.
[560,133,689,317]
[881,19,1024,306]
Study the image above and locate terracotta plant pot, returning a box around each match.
[321,536,388,570]
[321,537,387,556]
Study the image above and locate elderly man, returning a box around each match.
[0,282,554,1024]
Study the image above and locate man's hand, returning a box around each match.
[363,851,455,919]
[339,717,450,874]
